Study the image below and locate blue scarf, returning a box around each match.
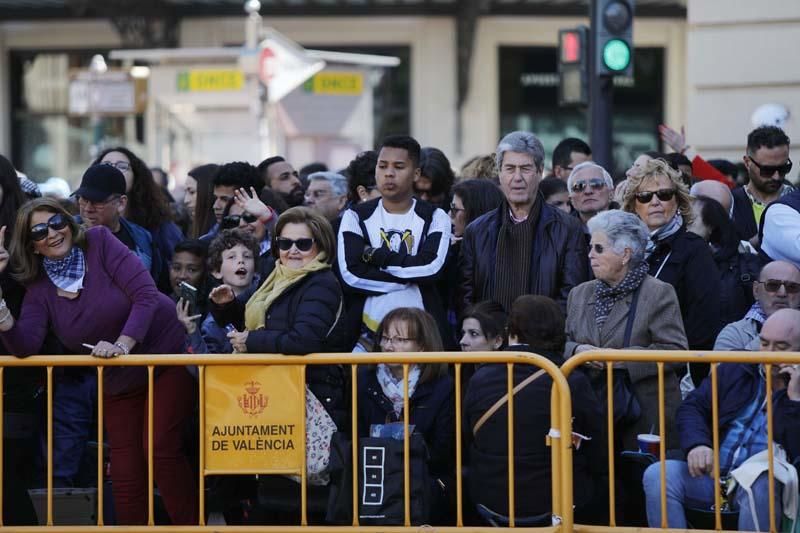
[43,246,85,293]
[645,213,683,258]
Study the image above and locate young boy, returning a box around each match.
[178,229,260,353]
[170,239,209,316]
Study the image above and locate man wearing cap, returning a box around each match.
[75,164,163,286]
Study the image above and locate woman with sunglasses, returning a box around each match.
[623,158,721,385]
[0,198,197,525]
[565,209,687,453]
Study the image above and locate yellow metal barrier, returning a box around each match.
[562,349,800,533]
[0,351,573,533]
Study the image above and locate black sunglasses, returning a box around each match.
[748,156,792,178]
[571,178,607,193]
[220,213,258,230]
[276,237,315,252]
[755,279,800,294]
[635,189,677,204]
[30,213,69,242]
[590,243,606,254]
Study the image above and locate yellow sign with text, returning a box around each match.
[204,365,304,473]
[177,70,244,92]
[304,72,363,95]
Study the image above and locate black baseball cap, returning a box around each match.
[74,164,126,202]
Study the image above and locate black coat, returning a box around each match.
[463,346,605,517]
[731,187,758,242]
[712,243,763,326]
[645,228,722,350]
[459,200,589,312]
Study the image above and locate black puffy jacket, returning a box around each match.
[459,200,589,311]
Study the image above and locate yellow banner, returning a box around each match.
[204,365,304,473]
[304,72,363,95]
[177,70,244,92]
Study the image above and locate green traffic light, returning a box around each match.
[603,38,631,71]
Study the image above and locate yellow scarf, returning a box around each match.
[244,253,330,331]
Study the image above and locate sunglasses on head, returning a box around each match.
[635,188,677,204]
[571,178,607,193]
[748,156,792,178]
[220,213,258,230]
[276,237,315,252]
[30,213,69,242]
[756,279,800,294]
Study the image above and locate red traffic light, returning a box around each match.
[560,31,582,63]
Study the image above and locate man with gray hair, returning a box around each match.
[567,161,615,226]
[460,131,589,312]
[305,171,348,224]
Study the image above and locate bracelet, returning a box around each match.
[113,342,130,355]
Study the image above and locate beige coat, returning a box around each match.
[565,274,688,450]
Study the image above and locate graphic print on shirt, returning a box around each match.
[379,228,414,256]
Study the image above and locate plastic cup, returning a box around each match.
[637,433,661,456]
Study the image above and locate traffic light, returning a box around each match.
[592,0,634,77]
[558,26,589,107]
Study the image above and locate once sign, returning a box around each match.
[205,365,304,474]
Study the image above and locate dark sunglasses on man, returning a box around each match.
[634,189,677,204]
[30,213,69,242]
[755,279,800,294]
[571,178,607,193]
[275,237,315,252]
[220,212,258,231]
[747,156,792,178]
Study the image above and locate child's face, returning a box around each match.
[169,251,206,294]
[213,243,255,295]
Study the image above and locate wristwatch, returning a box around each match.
[362,246,376,263]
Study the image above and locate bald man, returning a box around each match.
[691,180,734,215]
[714,261,800,351]
[645,309,800,531]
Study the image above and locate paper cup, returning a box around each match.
[637,433,661,456]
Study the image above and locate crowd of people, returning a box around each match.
[0,123,798,529]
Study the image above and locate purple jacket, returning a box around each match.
[0,226,185,393]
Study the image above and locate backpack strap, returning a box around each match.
[472,368,547,436]
[622,285,642,348]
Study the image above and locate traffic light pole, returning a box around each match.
[588,71,614,172]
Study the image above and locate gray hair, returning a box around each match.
[495,131,545,173]
[309,171,348,197]
[587,209,649,266]
[567,161,614,194]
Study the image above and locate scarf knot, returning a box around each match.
[43,246,85,293]
[376,364,421,417]
[594,261,649,329]
[645,213,683,258]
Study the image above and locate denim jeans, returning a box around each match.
[643,459,781,531]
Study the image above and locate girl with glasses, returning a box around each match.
[0,198,197,525]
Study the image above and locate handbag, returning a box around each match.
[303,386,337,486]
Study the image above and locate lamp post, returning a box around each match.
[88,54,107,158]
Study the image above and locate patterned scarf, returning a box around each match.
[42,246,85,293]
[644,213,683,258]
[376,363,421,417]
[594,261,649,329]
[744,301,767,325]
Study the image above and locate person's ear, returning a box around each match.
[622,247,633,266]
[336,195,347,211]
[414,167,422,180]
[117,195,128,215]
[211,270,223,281]
[356,185,369,202]
[492,335,504,350]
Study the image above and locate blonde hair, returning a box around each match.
[622,158,694,225]
[11,198,86,285]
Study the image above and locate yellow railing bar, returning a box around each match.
[198,365,206,526]
[766,362,776,533]
[147,365,154,526]
[0,526,563,533]
[605,362,615,527]
[97,367,104,527]
[46,365,53,527]
[657,362,666,529]
[506,362,515,528]
[350,364,358,527]
[549,379,562,520]
[454,362,463,527]
[402,363,410,527]
[711,363,721,530]
[300,364,308,527]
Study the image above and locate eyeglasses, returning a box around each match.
[590,243,606,254]
[221,213,258,230]
[748,156,792,178]
[276,237,315,252]
[449,204,464,214]
[30,213,69,242]
[100,161,131,172]
[634,189,677,204]
[78,195,120,209]
[571,178,607,193]
[380,335,414,346]
[755,279,800,294]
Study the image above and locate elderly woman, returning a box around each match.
[0,198,196,525]
[623,159,721,360]
[565,209,688,451]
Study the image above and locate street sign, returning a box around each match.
[68,70,143,116]
[176,69,244,92]
[303,72,364,96]
[258,29,326,103]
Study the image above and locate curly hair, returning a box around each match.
[215,161,261,191]
[207,228,260,274]
[344,150,378,204]
[508,295,565,353]
[460,153,498,182]
[92,147,171,230]
[747,125,790,154]
[622,158,694,225]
